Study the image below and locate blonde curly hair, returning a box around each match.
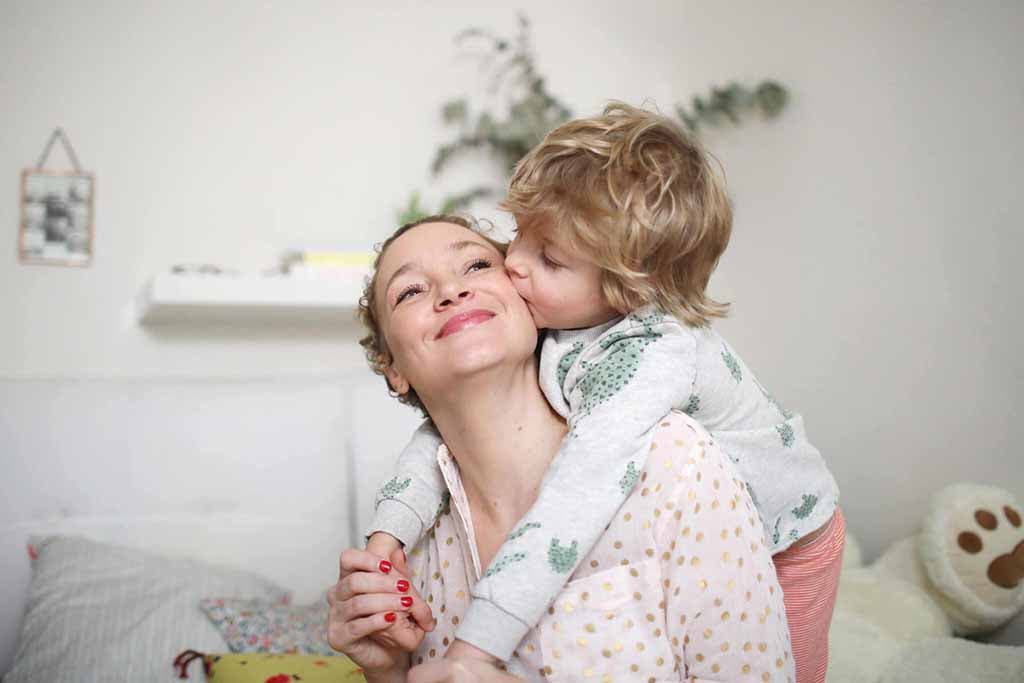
[501,101,733,327]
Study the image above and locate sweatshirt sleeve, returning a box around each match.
[364,419,447,548]
[455,312,697,660]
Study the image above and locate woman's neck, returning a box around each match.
[421,360,567,537]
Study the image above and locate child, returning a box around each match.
[366,102,843,683]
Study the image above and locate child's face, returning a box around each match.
[505,223,621,330]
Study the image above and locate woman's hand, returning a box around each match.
[408,658,524,683]
[327,547,435,677]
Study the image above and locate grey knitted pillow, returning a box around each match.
[5,535,288,683]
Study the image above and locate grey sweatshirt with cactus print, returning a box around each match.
[367,305,838,660]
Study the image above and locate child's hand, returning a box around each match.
[443,639,498,666]
[408,658,520,683]
[366,531,402,560]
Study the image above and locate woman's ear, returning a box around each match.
[383,358,410,396]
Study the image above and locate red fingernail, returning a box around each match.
[396,580,409,593]
[401,596,413,607]
[379,560,392,574]
[385,612,397,623]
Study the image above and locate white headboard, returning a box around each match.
[0,374,423,674]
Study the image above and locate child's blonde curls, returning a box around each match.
[501,101,733,327]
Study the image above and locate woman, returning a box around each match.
[328,217,793,683]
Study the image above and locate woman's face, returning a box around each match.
[374,221,538,401]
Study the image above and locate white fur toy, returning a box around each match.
[827,483,1024,683]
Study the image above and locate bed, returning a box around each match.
[1,376,1021,681]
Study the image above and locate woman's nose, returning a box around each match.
[435,283,472,309]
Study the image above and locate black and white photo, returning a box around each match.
[18,170,94,266]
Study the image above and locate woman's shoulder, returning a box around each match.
[643,411,755,528]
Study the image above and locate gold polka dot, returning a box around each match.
[679,614,687,624]
[682,526,691,537]
[661,551,671,561]
[656,656,665,666]
[759,642,768,652]
[694,503,701,513]
[429,648,436,657]
[699,579,708,590]
[583,667,592,677]
[581,591,590,601]
[552,648,561,659]
[712,500,720,510]
[563,602,574,613]
[712,663,720,674]
[614,541,623,549]
[591,560,599,568]
[714,598,722,607]
[452,616,459,625]
[645,548,655,557]
[445,537,453,545]
[777,658,784,669]
[576,638,588,647]
[636,642,646,652]
[602,649,612,658]
[614,641,623,652]
[630,664,639,672]
[585,623,596,633]
[641,488,650,496]
[603,582,613,592]
[677,556,686,566]
[721,611,730,621]
[762,673,771,682]
[442,560,449,568]
[743,664,751,674]
[695,532,704,542]
[721,641,730,652]
[526,643,535,653]
[688,491,697,501]
[691,556,701,567]
[744,642,752,651]
[695,653,704,662]
[633,591,642,601]
[740,612,748,622]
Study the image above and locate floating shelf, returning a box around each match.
[136,272,369,324]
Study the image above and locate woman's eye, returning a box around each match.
[395,285,423,304]
[466,258,492,273]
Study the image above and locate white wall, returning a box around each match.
[1,0,1022,644]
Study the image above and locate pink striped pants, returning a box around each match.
[773,509,846,683]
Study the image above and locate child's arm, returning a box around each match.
[365,420,446,550]
[453,311,697,660]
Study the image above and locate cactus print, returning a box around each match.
[618,461,640,495]
[548,538,579,574]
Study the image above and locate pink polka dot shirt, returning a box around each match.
[407,411,793,681]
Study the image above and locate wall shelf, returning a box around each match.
[136,273,369,324]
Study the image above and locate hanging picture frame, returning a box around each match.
[18,128,95,267]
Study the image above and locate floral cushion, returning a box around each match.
[199,598,335,656]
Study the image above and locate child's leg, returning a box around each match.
[772,508,846,683]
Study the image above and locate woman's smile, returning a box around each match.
[436,309,496,339]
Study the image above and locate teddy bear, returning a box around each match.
[827,483,1024,683]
